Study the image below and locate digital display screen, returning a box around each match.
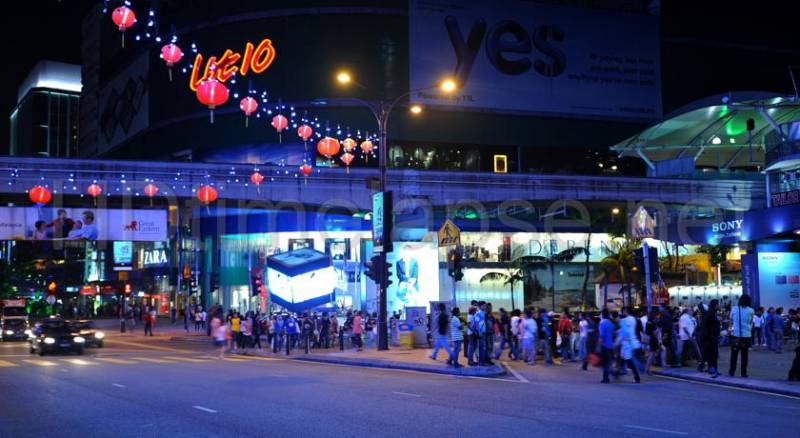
[267,266,338,311]
[386,242,440,312]
[758,252,800,310]
[113,241,133,271]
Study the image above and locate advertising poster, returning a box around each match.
[409,0,661,121]
[113,241,133,271]
[757,253,800,310]
[266,248,337,312]
[386,242,440,313]
[0,207,167,241]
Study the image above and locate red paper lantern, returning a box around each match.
[143,183,159,198]
[29,186,52,205]
[360,139,374,162]
[239,97,258,127]
[87,183,103,198]
[250,171,264,186]
[111,6,136,47]
[197,185,218,204]
[299,163,313,184]
[342,137,357,153]
[160,43,183,81]
[196,79,229,123]
[271,114,288,132]
[340,152,354,173]
[297,124,313,141]
[317,137,341,158]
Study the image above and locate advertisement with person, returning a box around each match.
[387,242,440,313]
[409,0,661,121]
[756,253,800,310]
[0,207,167,241]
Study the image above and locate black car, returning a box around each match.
[67,320,105,348]
[0,319,30,341]
[29,320,85,356]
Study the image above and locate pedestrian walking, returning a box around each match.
[559,308,576,363]
[494,308,518,361]
[729,294,754,378]
[211,315,227,360]
[599,309,615,383]
[284,313,299,354]
[615,307,641,383]
[319,312,331,348]
[537,308,553,365]
[676,307,702,367]
[752,308,764,347]
[448,307,464,367]
[773,307,785,353]
[144,306,153,336]
[430,303,454,361]
[520,308,538,365]
[230,312,241,353]
[352,311,364,351]
[644,310,666,375]
[701,299,721,378]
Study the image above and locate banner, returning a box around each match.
[387,242,440,313]
[0,207,167,241]
[757,253,800,311]
[409,0,661,121]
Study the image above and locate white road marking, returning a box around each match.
[653,374,800,400]
[392,391,422,398]
[624,425,688,435]
[501,362,530,383]
[112,383,126,388]
[192,405,217,413]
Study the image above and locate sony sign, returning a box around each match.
[711,219,744,234]
[409,0,661,121]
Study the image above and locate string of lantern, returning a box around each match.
[99,0,381,201]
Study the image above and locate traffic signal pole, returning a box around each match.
[377,104,389,351]
[643,241,652,312]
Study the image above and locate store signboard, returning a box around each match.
[0,207,167,241]
[409,0,661,121]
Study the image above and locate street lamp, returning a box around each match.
[335,70,456,350]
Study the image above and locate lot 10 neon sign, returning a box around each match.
[189,38,276,91]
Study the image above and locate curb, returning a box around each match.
[291,355,507,378]
[169,336,212,343]
[653,370,800,398]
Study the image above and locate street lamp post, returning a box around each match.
[336,72,455,351]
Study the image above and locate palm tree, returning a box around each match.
[597,238,639,308]
[523,247,587,311]
[479,267,524,310]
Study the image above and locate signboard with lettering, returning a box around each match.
[771,190,800,207]
[189,38,276,91]
[409,0,661,121]
[629,206,656,238]
[0,207,167,241]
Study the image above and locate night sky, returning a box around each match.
[2,1,800,155]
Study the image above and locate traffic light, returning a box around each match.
[383,259,393,288]
[364,255,380,283]
[448,249,464,282]
[251,270,264,296]
[634,247,659,277]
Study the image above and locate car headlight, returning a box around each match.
[74,336,85,343]
[94,331,105,339]
[4,330,13,335]
[44,337,56,344]
[24,329,32,336]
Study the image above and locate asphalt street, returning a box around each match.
[0,335,798,438]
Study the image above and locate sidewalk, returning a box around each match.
[654,344,800,397]
[292,347,506,377]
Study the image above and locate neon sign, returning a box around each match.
[189,38,276,91]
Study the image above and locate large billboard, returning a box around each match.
[0,207,168,241]
[756,253,800,311]
[409,0,661,121]
[386,242,440,312]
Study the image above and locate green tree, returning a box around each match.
[0,259,43,299]
[523,247,587,311]
[597,238,640,308]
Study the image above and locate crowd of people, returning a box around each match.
[165,296,800,381]
[428,296,800,383]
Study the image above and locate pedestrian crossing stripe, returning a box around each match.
[163,356,209,363]
[64,359,96,366]
[95,357,137,365]
[130,357,177,363]
[0,359,19,367]
[23,359,57,367]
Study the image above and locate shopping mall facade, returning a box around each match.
[2,1,797,316]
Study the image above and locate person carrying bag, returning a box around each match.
[728,295,754,378]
